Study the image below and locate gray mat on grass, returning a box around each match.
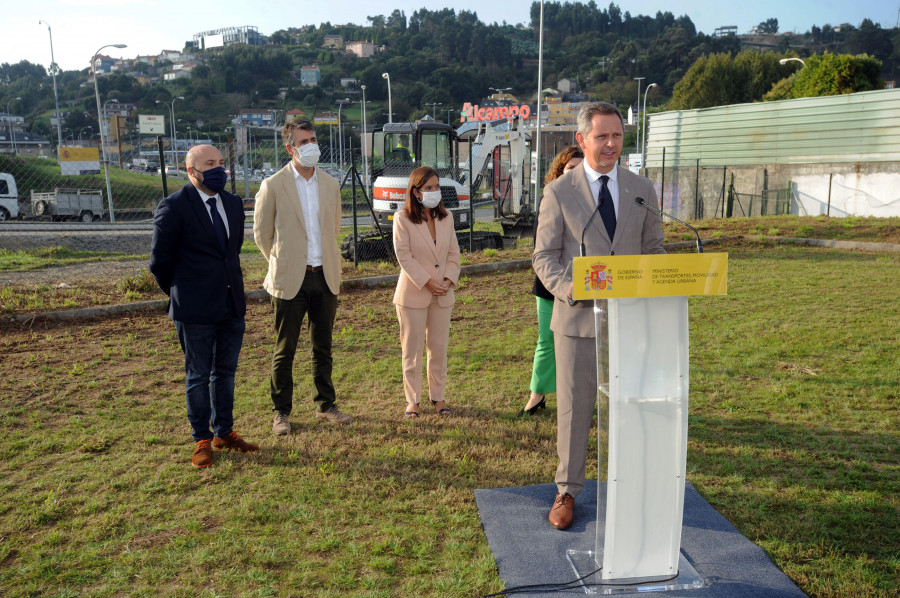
[473,481,806,597]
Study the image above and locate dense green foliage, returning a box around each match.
[763,52,884,101]
[1,3,897,140]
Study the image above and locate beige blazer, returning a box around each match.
[392,210,461,309]
[253,163,342,299]
[533,166,666,338]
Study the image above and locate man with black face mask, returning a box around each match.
[150,144,259,468]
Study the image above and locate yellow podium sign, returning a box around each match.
[572,253,728,299]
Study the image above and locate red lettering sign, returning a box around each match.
[462,102,531,123]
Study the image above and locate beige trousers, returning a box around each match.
[396,297,453,405]
[554,333,598,498]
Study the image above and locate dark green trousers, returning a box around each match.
[270,271,337,414]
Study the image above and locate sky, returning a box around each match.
[4,0,896,73]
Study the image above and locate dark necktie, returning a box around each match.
[598,175,616,240]
[206,196,228,253]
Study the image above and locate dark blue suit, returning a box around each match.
[150,183,246,323]
[150,182,247,442]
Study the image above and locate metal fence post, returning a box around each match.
[720,167,727,218]
[468,144,474,253]
[694,158,700,220]
[726,172,735,218]
[227,137,236,195]
[351,160,359,268]
[827,173,833,217]
[157,135,168,197]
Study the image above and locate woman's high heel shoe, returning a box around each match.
[517,395,547,417]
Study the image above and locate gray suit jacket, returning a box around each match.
[533,165,666,338]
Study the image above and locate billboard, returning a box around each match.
[139,114,166,135]
[203,34,225,49]
[314,113,339,125]
[59,147,100,175]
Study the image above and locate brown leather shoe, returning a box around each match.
[212,431,259,453]
[549,492,575,529]
[191,439,213,468]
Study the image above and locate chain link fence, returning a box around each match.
[647,157,792,221]
[5,135,893,318]
[0,134,534,316]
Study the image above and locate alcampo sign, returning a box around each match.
[461,102,531,123]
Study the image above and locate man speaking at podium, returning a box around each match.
[533,102,666,530]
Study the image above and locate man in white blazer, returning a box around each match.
[254,118,352,434]
[533,102,666,529]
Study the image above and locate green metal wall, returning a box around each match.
[645,88,900,168]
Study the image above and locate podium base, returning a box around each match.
[565,550,708,595]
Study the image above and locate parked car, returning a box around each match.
[0,172,20,221]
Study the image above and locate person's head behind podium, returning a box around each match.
[575,102,624,175]
[545,145,584,186]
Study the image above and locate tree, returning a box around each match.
[668,50,794,109]
[763,52,884,101]
[757,18,778,35]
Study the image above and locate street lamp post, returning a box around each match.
[641,82,658,168]
[5,97,21,155]
[633,77,645,155]
[779,57,806,66]
[489,87,512,97]
[157,96,184,175]
[92,42,126,223]
[271,109,282,169]
[426,102,443,120]
[79,126,92,146]
[381,73,392,123]
[337,98,350,177]
[360,85,370,195]
[39,20,64,151]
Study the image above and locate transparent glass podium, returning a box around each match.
[564,254,728,594]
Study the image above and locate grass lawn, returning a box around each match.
[0,224,897,597]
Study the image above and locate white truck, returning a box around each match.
[31,188,105,222]
[0,172,20,221]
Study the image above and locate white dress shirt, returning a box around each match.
[196,188,230,238]
[291,163,323,267]
[582,161,620,218]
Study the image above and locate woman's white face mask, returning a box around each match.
[419,190,441,209]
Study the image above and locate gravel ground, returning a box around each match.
[0,230,152,288]
[0,229,153,254]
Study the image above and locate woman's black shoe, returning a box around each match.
[517,395,547,417]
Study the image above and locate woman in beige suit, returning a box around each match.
[392,166,461,418]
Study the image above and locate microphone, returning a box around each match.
[572,203,602,306]
[635,197,704,253]
[580,203,601,257]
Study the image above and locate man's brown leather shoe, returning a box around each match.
[549,492,575,529]
[191,439,213,468]
[212,431,259,453]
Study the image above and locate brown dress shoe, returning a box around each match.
[191,439,213,468]
[212,431,259,453]
[548,492,575,529]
